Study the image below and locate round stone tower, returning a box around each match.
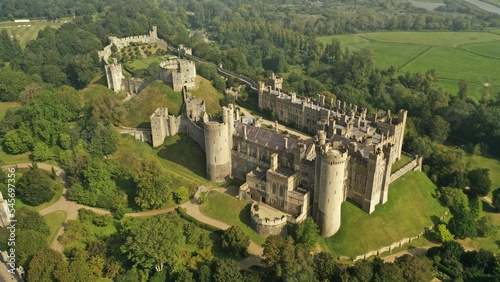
[317,146,347,237]
[204,121,231,182]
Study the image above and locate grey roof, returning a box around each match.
[235,123,301,154]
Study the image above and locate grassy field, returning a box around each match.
[326,171,448,257]
[466,154,500,196]
[123,81,182,128]
[0,102,21,121]
[43,211,67,245]
[191,76,223,115]
[199,191,266,245]
[125,55,166,70]
[482,0,500,7]
[391,154,413,173]
[458,207,500,253]
[0,21,62,47]
[318,32,500,100]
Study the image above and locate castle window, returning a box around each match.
[279,186,284,197]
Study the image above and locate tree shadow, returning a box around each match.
[431,215,441,225]
[481,199,496,213]
[137,121,150,128]
[495,240,500,248]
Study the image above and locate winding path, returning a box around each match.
[1,163,263,259]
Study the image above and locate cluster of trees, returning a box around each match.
[427,241,500,280]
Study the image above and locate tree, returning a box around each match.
[134,157,172,210]
[469,197,483,219]
[0,67,31,101]
[88,122,119,157]
[430,115,451,144]
[32,141,55,161]
[448,209,477,239]
[348,260,374,282]
[313,252,340,281]
[121,215,184,272]
[436,224,454,243]
[294,217,319,250]
[439,186,469,212]
[372,262,404,282]
[16,230,48,267]
[492,188,500,212]
[467,168,491,197]
[3,129,30,154]
[173,186,190,204]
[476,216,496,237]
[17,168,56,206]
[28,249,66,282]
[213,259,243,282]
[16,207,50,235]
[60,220,91,246]
[394,255,434,282]
[198,264,211,282]
[221,226,250,256]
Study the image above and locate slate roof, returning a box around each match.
[234,123,301,154]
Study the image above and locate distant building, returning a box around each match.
[14,19,30,23]
[0,192,12,228]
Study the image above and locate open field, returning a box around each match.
[0,102,21,121]
[157,134,206,179]
[482,0,500,7]
[0,21,62,47]
[199,191,266,245]
[43,211,67,245]
[318,32,500,100]
[125,55,167,71]
[326,171,448,257]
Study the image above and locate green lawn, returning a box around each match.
[191,76,223,115]
[80,83,116,102]
[458,209,500,253]
[467,155,500,196]
[125,55,166,70]
[347,42,429,70]
[358,32,500,47]
[43,211,67,245]
[199,191,266,245]
[0,21,62,47]
[326,171,448,257]
[0,149,31,165]
[123,80,182,128]
[460,40,500,60]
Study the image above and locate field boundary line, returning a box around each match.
[398,46,433,70]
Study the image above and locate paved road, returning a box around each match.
[0,262,19,282]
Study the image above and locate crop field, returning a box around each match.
[318,31,500,100]
[0,21,62,47]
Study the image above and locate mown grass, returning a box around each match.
[326,171,448,257]
[191,76,223,115]
[358,32,500,47]
[461,40,500,60]
[0,102,21,121]
[43,211,67,245]
[347,42,429,70]
[0,21,62,47]
[199,191,266,245]
[125,55,166,70]
[123,81,182,128]
[466,154,500,196]
[458,208,500,253]
[0,149,31,165]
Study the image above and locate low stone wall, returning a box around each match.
[184,118,205,151]
[117,127,152,143]
[389,154,422,184]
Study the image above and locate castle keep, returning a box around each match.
[99,26,196,94]
[150,72,417,237]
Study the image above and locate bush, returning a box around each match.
[17,168,56,206]
[174,186,190,204]
[221,226,249,256]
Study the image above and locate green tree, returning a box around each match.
[3,129,30,154]
[394,255,434,282]
[221,226,250,256]
[28,249,66,282]
[467,168,491,197]
[448,209,477,239]
[88,122,120,157]
[430,115,451,144]
[16,230,48,267]
[469,197,483,219]
[198,264,211,282]
[32,141,55,161]
[439,186,469,212]
[436,224,454,243]
[173,186,190,204]
[121,215,184,272]
[17,168,56,206]
[0,67,31,101]
[60,220,91,246]
[16,207,50,235]
[492,188,500,212]
[294,217,319,250]
[213,259,243,282]
[372,262,404,282]
[134,157,172,210]
[476,216,496,237]
[313,252,340,281]
[348,260,374,282]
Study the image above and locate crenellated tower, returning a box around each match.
[204,106,234,182]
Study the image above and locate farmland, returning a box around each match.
[318,31,500,100]
[0,21,63,47]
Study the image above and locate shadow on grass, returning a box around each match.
[156,134,206,178]
[137,122,150,128]
[481,200,496,213]
[115,176,141,212]
[239,204,255,230]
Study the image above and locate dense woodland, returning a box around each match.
[1,0,500,281]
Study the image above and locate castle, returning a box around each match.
[99,26,196,94]
[0,192,12,228]
[150,73,419,237]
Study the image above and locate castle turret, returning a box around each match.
[105,58,124,92]
[205,121,231,182]
[150,108,169,147]
[316,145,347,237]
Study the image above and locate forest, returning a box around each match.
[0,0,500,281]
